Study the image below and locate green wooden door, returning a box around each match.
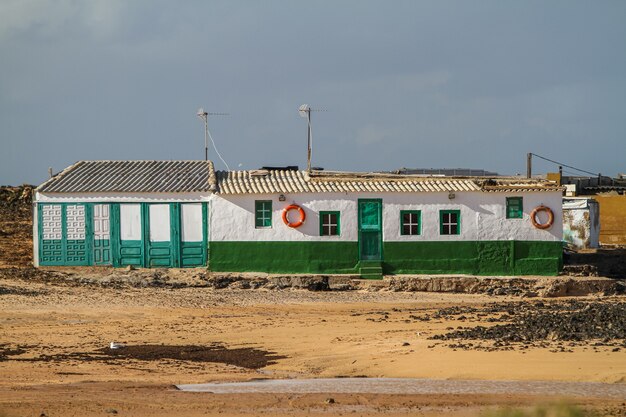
[39,203,90,266]
[117,203,144,267]
[179,203,207,267]
[145,203,177,268]
[358,199,382,261]
[92,204,112,265]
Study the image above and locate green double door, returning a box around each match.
[358,199,383,261]
[118,203,207,268]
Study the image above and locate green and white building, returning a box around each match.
[34,160,564,276]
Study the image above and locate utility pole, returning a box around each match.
[526,153,532,178]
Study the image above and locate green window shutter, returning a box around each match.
[440,210,461,235]
[506,197,523,219]
[319,211,340,236]
[255,200,272,228]
[400,210,421,236]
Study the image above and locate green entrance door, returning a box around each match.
[358,199,383,261]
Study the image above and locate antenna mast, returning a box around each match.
[197,108,228,161]
[299,105,312,172]
[299,104,326,173]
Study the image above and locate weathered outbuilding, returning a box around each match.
[34,161,563,276]
[34,160,214,268]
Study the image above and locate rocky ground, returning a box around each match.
[430,300,626,352]
[0,185,33,268]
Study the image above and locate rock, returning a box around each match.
[430,300,626,350]
[325,398,335,404]
[402,342,410,346]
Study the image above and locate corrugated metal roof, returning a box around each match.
[215,169,560,194]
[38,160,216,193]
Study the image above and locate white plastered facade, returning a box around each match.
[210,191,563,242]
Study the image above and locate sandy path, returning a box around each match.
[0,277,625,416]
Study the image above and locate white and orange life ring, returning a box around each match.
[530,205,554,229]
[282,204,306,228]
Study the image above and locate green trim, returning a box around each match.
[84,203,93,266]
[110,203,121,267]
[255,200,272,228]
[440,209,461,235]
[506,197,523,219]
[171,203,181,268]
[319,211,340,236]
[400,210,421,236]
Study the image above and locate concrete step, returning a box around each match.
[359,264,383,280]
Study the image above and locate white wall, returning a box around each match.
[210,191,563,242]
[32,203,39,267]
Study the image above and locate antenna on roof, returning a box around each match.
[299,104,326,173]
[196,108,230,169]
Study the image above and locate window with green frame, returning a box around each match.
[506,197,523,219]
[400,210,421,235]
[320,211,340,236]
[255,200,272,228]
[440,209,460,235]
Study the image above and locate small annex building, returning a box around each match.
[34,161,214,268]
[34,160,564,276]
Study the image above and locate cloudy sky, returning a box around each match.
[1,0,625,185]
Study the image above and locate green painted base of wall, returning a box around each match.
[209,241,359,274]
[383,241,563,276]
[208,240,563,276]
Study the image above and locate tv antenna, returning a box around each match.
[196,108,230,169]
[299,104,326,173]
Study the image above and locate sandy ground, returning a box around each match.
[1,276,625,417]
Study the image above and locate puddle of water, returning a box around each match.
[176,377,626,399]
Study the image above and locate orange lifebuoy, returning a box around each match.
[530,205,554,229]
[282,204,306,228]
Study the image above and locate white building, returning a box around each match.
[34,161,564,277]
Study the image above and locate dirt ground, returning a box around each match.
[1,185,626,416]
[1,277,625,417]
